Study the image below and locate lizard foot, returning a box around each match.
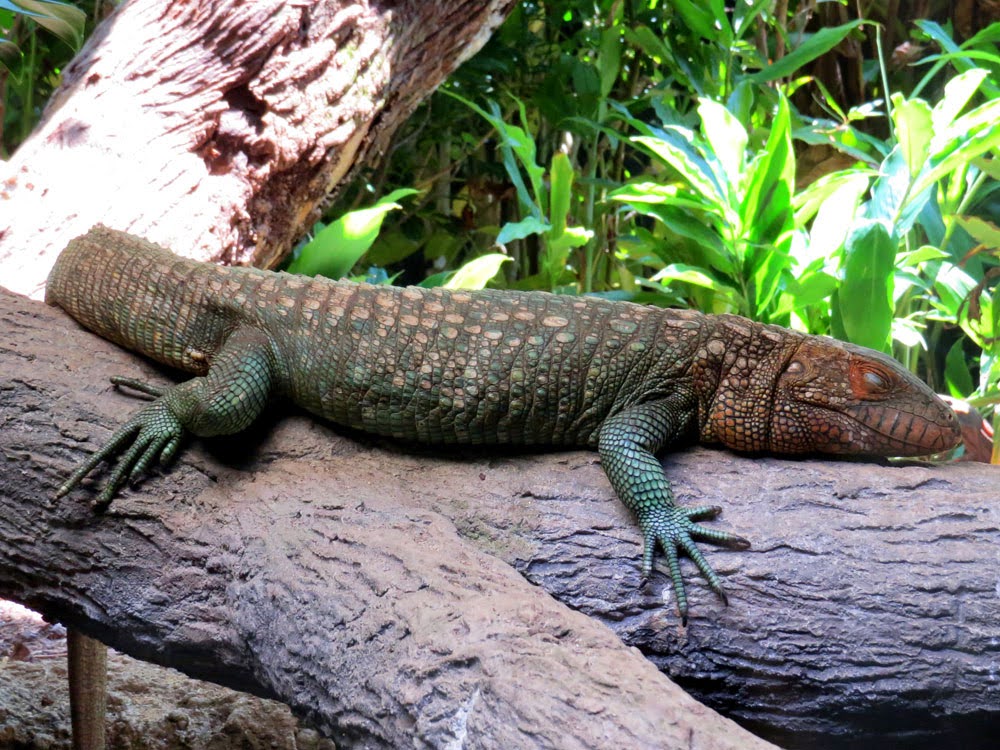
[55,399,185,506]
[638,505,750,625]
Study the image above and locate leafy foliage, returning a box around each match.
[6,2,999,420]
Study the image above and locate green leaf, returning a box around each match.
[956,215,1000,247]
[747,20,866,83]
[609,181,720,214]
[651,263,727,291]
[795,170,871,268]
[837,219,896,352]
[287,189,418,278]
[623,26,672,65]
[740,96,795,252]
[773,271,838,316]
[8,0,85,48]
[891,93,933,181]
[697,98,747,193]
[444,254,511,290]
[598,27,622,98]
[945,338,975,397]
[932,68,988,132]
[671,0,729,44]
[632,133,729,215]
[496,215,551,245]
[548,151,573,238]
[913,98,1000,198]
[445,92,545,217]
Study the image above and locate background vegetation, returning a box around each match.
[4,1,999,442]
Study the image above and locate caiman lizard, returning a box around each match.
[48,225,962,617]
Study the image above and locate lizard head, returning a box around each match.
[766,338,962,457]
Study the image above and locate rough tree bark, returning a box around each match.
[0,288,777,749]
[3,287,1000,748]
[0,0,516,297]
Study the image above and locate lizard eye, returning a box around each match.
[850,361,895,398]
[863,370,887,390]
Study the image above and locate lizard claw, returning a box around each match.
[639,505,750,623]
[56,399,185,505]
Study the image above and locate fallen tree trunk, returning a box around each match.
[1,287,777,748]
[3,286,1000,749]
[0,0,517,298]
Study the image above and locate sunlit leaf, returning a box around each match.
[932,68,988,132]
[838,219,896,352]
[747,20,866,83]
[496,215,550,245]
[697,98,746,194]
[890,93,932,181]
[444,254,511,290]
[287,189,418,279]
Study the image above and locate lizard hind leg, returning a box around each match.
[56,327,278,505]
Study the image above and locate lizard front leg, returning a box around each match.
[598,399,751,623]
[56,327,278,505]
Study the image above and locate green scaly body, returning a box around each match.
[47,226,962,618]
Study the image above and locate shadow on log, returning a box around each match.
[2,287,999,749]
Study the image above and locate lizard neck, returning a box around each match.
[694,315,803,452]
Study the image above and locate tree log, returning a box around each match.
[3,285,1000,748]
[1,288,778,748]
[0,0,517,298]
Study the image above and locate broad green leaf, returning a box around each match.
[747,20,866,83]
[897,244,951,266]
[945,339,975,397]
[733,0,772,41]
[740,96,795,251]
[698,98,747,193]
[913,21,1000,100]
[8,0,84,48]
[837,219,896,352]
[972,156,1000,181]
[794,168,871,224]
[891,317,927,349]
[623,26,673,65]
[548,151,573,238]
[609,182,721,215]
[651,263,726,290]
[598,27,622,98]
[868,146,909,224]
[957,215,1000,247]
[619,204,732,274]
[633,133,729,215]
[444,254,512,290]
[773,271,838,316]
[890,93,933,180]
[445,92,544,217]
[288,189,419,279]
[671,0,727,44]
[496,215,550,245]
[796,171,870,269]
[545,153,590,290]
[932,68,988,132]
[753,245,792,319]
[913,99,1000,198]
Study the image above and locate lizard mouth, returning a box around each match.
[840,402,963,457]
